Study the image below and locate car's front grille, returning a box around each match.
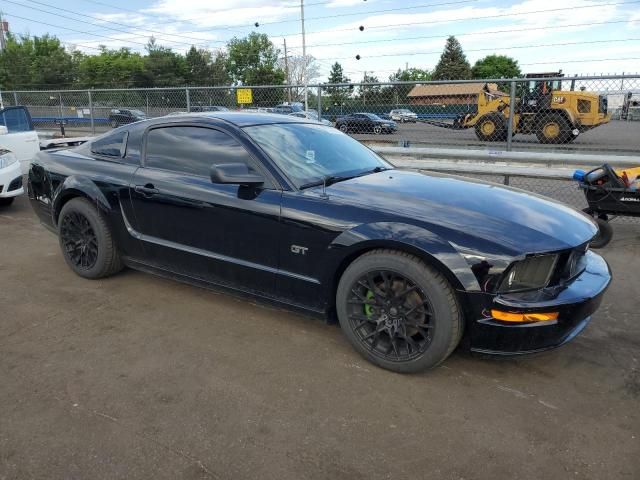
[7,176,22,192]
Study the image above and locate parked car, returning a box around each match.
[0,127,24,207]
[28,112,610,373]
[0,105,40,175]
[289,111,332,126]
[273,103,305,114]
[390,109,418,123]
[108,109,147,128]
[190,106,229,113]
[335,113,397,134]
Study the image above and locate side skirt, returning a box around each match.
[121,256,328,321]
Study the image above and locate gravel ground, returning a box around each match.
[1,193,639,480]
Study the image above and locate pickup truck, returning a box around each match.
[0,106,40,206]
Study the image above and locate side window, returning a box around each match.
[145,126,258,177]
[91,131,128,158]
[0,107,33,133]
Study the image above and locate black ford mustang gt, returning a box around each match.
[28,112,611,373]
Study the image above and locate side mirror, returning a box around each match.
[210,163,264,186]
[0,126,7,135]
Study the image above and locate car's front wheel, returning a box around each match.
[338,123,348,133]
[58,197,123,279]
[336,249,463,373]
[110,119,118,128]
[373,125,382,134]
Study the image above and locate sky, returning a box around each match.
[2,0,640,82]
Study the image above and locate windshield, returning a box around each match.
[245,123,391,188]
[364,113,382,120]
[130,110,146,116]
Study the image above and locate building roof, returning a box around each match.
[407,83,501,98]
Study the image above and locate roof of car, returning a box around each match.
[170,111,314,126]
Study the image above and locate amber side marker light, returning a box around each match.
[491,310,559,323]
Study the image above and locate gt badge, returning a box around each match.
[291,245,309,255]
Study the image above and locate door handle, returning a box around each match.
[134,184,159,196]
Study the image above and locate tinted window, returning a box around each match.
[145,126,255,177]
[91,131,127,158]
[0,107,32,133]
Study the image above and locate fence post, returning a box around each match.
[317,85,322,119]
[13,91,18,106]
[186,87,191,112]
[506,80,517,151]
[88,90,95,136]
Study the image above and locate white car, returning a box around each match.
[288,111,332,126]
[0,129,24,207]
[389,109,418,123]
[0,106,40,206]
[0,106,40,174]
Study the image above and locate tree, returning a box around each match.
[143,37,186,87]
[360,72,380,104]
[0,34,75,90]
[389,67,432,82]
[75,47,146,88]
[324,62,352,106]
[278,54,320,102]
[432,36,472,80]
[471,54,521,80]
[226,33,285,86]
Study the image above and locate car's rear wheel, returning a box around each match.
[58,197,123,279]
[110,119,118,128]
[0,197,15,207]
[336,249,463,373]
[338,123,348,133]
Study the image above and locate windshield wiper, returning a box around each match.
[298,166,391,190]
[299,174,353,190]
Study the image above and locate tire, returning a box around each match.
[590,217,613,248]
[535,112,573,144]
[474,113,507,142]
[338,123,348,133]
[373,125,382,135]
[58,197,123,279]
[401,117,406,123]
[110,119,118,128]
[336,249,463,373]
[0,197,15,207]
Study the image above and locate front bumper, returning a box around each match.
[466,251,611,355]
[0,160,24,198]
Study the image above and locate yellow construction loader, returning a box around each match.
[443,73,612,144]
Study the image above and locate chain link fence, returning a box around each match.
[1,74,639,155]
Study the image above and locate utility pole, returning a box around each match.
[283,39,292,103]
[300,0,308,112]
[0,12,7,51]
[363,70,367,106]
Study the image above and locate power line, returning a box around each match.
[5,0,219,47]
[302,18,633,49]
[319,37,640,61]
[279,0,640,38]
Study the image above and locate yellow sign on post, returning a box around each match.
[236,88,253,105]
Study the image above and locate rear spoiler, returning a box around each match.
[40,136,91,150]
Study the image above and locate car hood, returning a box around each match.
[325,169,596,255]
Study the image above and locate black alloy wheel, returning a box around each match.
[58,197,123,279]
[337,250,463,373]
[60,211,99,270]
[346,269,434,362]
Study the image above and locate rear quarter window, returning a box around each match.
[90,131,128,158]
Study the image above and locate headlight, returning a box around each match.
[498,254,559,293]
[0,150,18,169]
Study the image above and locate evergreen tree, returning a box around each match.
[324,62,352,106]
[432,36,472,80]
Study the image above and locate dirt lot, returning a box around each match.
[1,194,639,480]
